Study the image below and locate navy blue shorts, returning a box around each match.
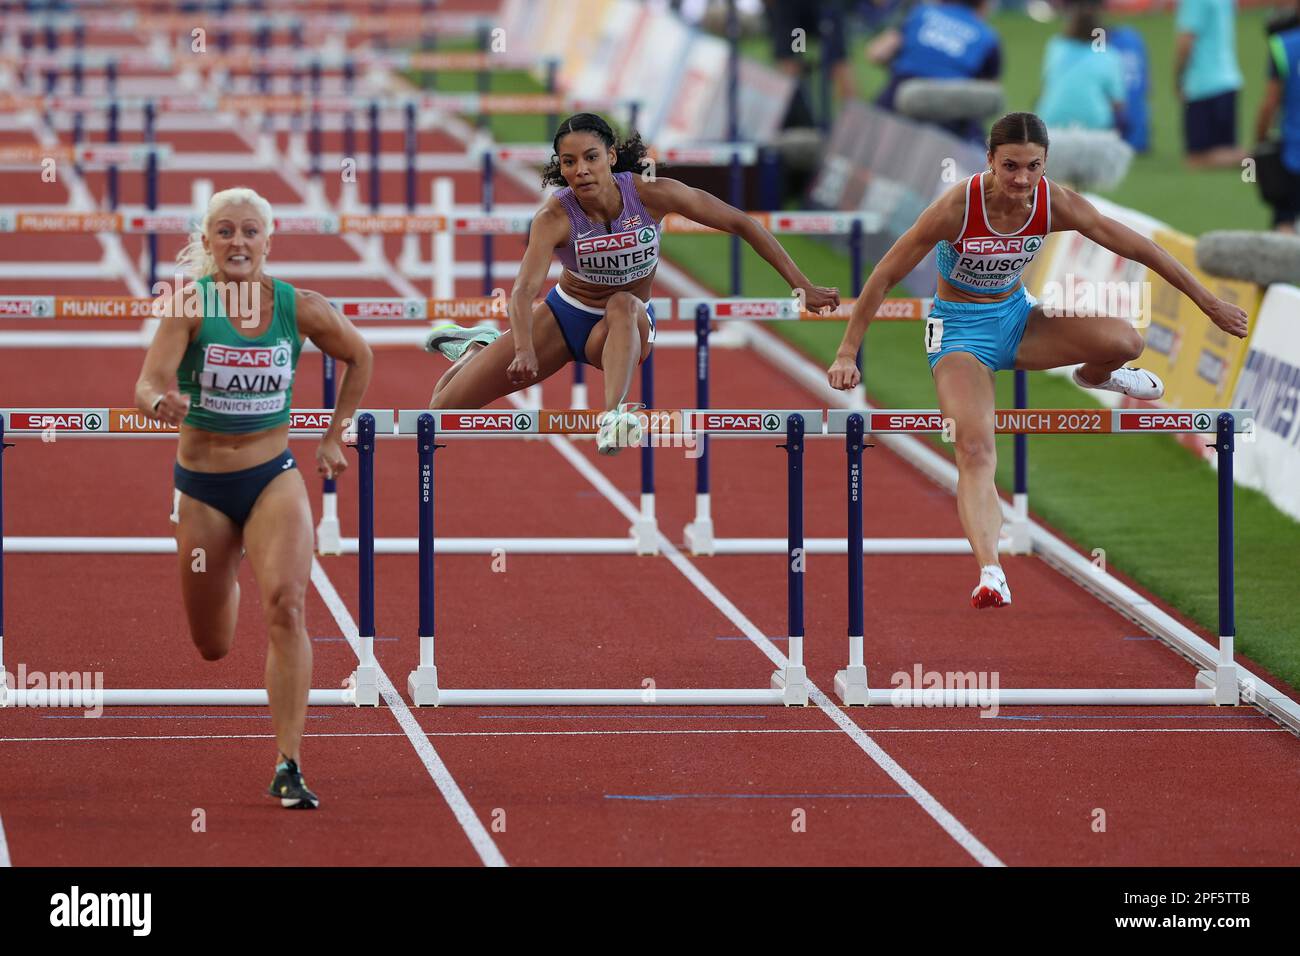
[1183,90,1237,153]
[174,449,296,528]
[545,286,656,367]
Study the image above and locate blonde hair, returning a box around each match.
[175,187,276,278]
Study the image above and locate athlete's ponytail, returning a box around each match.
[175,187,276,279]
[541,113,650,187]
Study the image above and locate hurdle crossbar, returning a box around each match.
[830,410,1252,708]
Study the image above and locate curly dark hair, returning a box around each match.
[540,113,650,188]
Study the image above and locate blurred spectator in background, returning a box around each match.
[1254,0,1300,231]
[1175,0,1245,168]
[868,0,1001,140]
[766,0,858,128]
[1106,19,1152,152]
[1036,0,1124,134]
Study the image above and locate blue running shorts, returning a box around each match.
[925,290,1036,372]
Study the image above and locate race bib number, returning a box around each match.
[925,318,944,354]
[198,341,293,415]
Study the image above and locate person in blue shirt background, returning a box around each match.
[1036,0,1125,133]
[1176,0,1245,168]
[1108,22,1152,152]
[1254,0,1300,231]
[868,0,1002,140]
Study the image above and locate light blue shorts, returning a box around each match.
[925,290,1036,372]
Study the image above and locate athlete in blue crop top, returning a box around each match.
[423,112,840,454]
[828,112,1249,610]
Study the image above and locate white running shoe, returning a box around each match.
[971,564,1012,609]
[1072,365,1164,401]
[423,323,500,362]
[596,404,645,456]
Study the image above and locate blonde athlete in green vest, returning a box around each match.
[134,188,373,809]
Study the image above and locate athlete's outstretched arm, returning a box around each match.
[639,177,839,311]
[1051,186,1249,338]
[298,289,374,479]
[507,203,571,385]
[829,192,962,390]
[135,305,199,424]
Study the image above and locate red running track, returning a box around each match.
[0,340,1297,866]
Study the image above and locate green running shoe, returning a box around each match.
[423,323,501,362]
[268,758,320,810]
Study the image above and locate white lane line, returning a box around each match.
[311,558,507,867]
[0,814,10,866]
[1,727,1288,744]
[536,430,1007,868]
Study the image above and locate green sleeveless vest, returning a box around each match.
[176,276,302,434]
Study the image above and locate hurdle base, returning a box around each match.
[1196,667,1241,706]
[770,666,809,706]
[350,666,379,706]
[629,519,659,556]
[834,665,870,706]
[407,666,441,707]
[683,519,715,556]
[316,517,342,556]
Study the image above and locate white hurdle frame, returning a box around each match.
[0,410,378,708]
[397,409,817,707]
[826,407,1254,708]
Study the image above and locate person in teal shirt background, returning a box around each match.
[1176,0,1245,167]
[1037,0,1125,132]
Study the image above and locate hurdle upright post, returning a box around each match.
[771,413,809,704]
[851,217,864,380]
[144,100,158,286]
[400,100,419,271]
[726,0,742,296]
[0,414,7,706]
[1007,369,1031,553]
[1202,413,1240,705]
[683,304,714,554]
[351,413,379,705]
[834,412,869,704]
[630,352,658,554]
[408,413,441,705]
[315,357,341,554]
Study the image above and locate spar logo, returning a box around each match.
[290,411,332,430]
[11,412,101,430]
[698,413,776,431]
[637,227,656,245]
[207,343,287,368]
[1121,411,1202,430]
[718,301,786,318]
[441,412,525,431]
[963,236,1038,255]
[873,413,945,430]
[574,230,638,255]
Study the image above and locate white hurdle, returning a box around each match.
[0,409,380,709]
[398,409,817,707]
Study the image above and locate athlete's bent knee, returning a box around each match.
[955,438,996,473]
[1117,327,1144,362]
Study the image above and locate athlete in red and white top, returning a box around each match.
[828,112,1248,609]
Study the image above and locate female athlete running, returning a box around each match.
[425,112,840,453]
[136,187,373,807]
[828,112,1248,608]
